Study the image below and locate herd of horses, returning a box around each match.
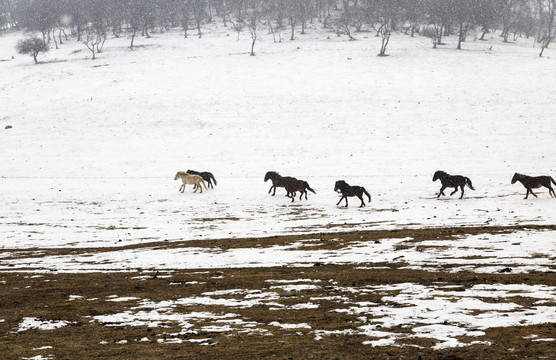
[174,170,556,207]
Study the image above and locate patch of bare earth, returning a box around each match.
[1,225,555,359]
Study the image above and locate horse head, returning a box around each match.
[511,172,520,184]
[334,180,346,192]
[174,171,186,181]
[264,171,279,182]
[432,171,445,182]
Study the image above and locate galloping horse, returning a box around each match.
[432,170,475,199]
[511,172,556,199]
[187,169,217,189]
[334,180,371,207]
[174,171,208,193]
[285,179,316,202]
[264,171,297,196]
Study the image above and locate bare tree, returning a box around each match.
[330,0,358,40]
[367,0,402,56]
[401,0,426,37]
[229,0,245,40]
[0,0,11,31]
[82,27,105,59]
[425,0,453,46]
[452,0,476,50]
[286,0,297,40]
[178,0,192,38]
[191,0,205,38]
[245,0,265,55]
[16,35,49,63]
[13,0,58,43]
[474,0,499,40]
[499,0,520,42]
[538,0,556,56]
[124,0,142,49]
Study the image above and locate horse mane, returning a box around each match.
[266,171,280,177]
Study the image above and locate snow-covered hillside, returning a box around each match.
[1,25,556,251]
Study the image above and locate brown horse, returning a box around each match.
[187,169,217,189]
[432,170,475,199]
[264,171,297,196]
[334,180,371,207]
[511,172,556,199]
[284,179,316,202]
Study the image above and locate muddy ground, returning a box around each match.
[1,226,555,359]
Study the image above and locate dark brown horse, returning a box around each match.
[334,180,371,207]
[187,169,217,189]
[511,172,556,199]
[432,170,475,199]
[264,171,297,196]
[285,179,316,202]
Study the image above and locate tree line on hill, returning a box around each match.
[2,0,555,62]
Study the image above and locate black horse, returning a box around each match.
[432,170,474,199]
[187,169,217,189]
[264,171,297,196]
[285,179,316,202]
[334,180,371,207]
[511,172,556,199]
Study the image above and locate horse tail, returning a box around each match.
[201,179,208,191]
[210,173,217,186]
[550,176,556,186]
[306,182,316,194]
[466,177,475,191]
[363,188,371,202]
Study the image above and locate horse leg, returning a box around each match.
[180,184,186,193]
[268,185,273,194]
[530,188,537,198]
[525,188,530,199]
[450,187,458,196]
[336,196,345,206]
[358,195,365,207]
[272,186,277,196]
[459,186,465,199]
[438,185,447,198]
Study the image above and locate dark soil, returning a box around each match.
[1,225,555,359]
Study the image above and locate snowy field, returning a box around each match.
[1,25,556,355]
[1,26,555,253]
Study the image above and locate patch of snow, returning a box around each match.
[17,317,70,332]
[107,297,140,302]
[268,321,312,329]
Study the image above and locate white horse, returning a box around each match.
[174,171,208,193]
